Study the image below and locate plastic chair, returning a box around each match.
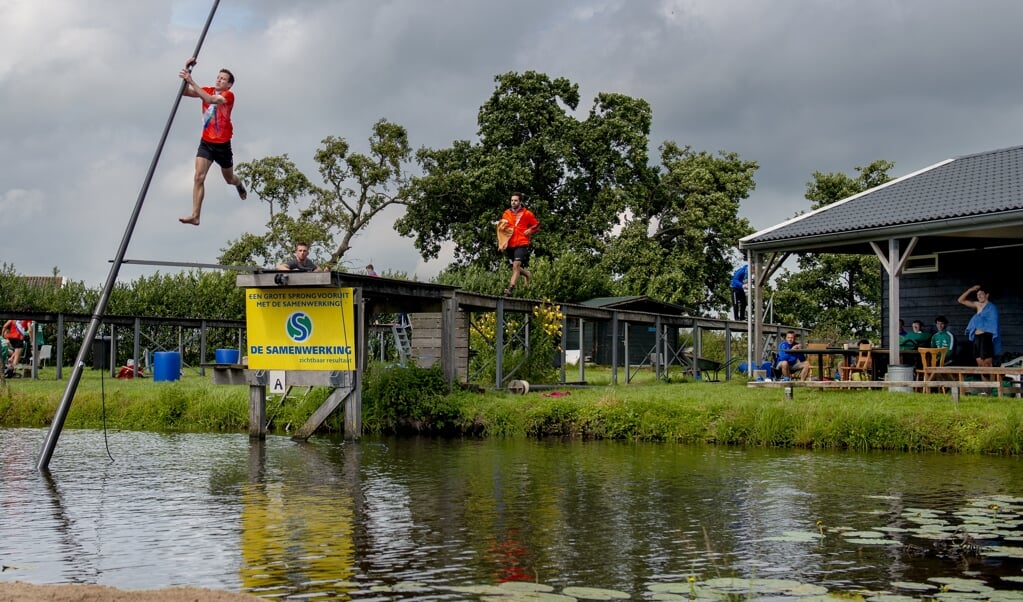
[839,344,872,382]
[36,344,53,368]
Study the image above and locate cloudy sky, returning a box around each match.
[4,0,1023,287]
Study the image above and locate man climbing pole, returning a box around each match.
[178,57,247,226]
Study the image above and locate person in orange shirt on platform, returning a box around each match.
[498,192,539,296]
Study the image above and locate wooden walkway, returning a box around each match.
[749,378,1022,401]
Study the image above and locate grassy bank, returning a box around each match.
[2,366,1022,454]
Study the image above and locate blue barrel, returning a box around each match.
[153,351,181,382]
[215,348,239,364]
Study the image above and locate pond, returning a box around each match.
[1,428,1022,600]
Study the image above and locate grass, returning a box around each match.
[2,365,1022,455]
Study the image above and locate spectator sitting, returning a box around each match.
[899,319,931,351]
[930,316,955,363]
[777,330,811,381]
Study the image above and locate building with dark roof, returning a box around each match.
[740,145,1023,368]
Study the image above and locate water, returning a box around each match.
[1,428,1022,600]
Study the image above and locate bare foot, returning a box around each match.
[236,184,247,200]
[179,216,200,225]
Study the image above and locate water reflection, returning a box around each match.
[1,428,1021,600]
[237,439,356,597]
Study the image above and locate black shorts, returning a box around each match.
[505,245,530,267]
[197,139,234,168]
[6,337,23,350]
[973,332,994,360]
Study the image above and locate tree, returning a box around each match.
[397,71,756,311]
[602,143,757,311]
[772,160,893,338]
[395,71,655,269]
[222,119,412,269]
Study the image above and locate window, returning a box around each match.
[903,253,938,274]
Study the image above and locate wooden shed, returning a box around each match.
[565,296,684,366]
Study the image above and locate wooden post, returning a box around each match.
[346,287,364,440]
[249,384,266,440]
[441,291,457,390]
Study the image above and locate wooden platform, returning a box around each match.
[748,379,1021,401]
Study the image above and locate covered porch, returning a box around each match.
[740,145,1023,379]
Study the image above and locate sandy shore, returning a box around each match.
[0,582,261,601]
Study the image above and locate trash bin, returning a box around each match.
[887,364,915,393]
[215,348,239,364]
[92,336,111,370]
[153,352,182,382]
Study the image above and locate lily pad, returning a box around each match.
[702,577,808,594]
[866,595,921,602]
[499,582,556,593]
[927,577,994,593]
[647,582,716,599]
[647,583,692,593]
[877,526,912,533]
[449,585,510,595]
[890,581,936,591]
[561,586,631,600]
[482,594,576,602]
[982,545,1023,558]
[842,530,887,538]
[845,538,903,546]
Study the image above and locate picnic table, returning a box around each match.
[917,365,1023,397]
[792,347,891,381]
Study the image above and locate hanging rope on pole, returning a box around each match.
[38,0,222,471]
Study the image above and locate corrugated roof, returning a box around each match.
[581,296,686,313]
[741,145,1023,249]
[20,276,65,288]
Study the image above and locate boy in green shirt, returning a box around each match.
[930,316,954,362]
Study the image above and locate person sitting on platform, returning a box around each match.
[276,241,322,272]
[777,330,811,381]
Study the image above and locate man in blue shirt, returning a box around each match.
[730,264,748,321]
[777,330,810,381]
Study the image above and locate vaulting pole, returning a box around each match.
[38,0,222,470]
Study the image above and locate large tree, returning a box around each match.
[397,71,755,309]
[395,71,656,270]
[602,143,757,311]
[772,160,893,339]
[221,119,412,269]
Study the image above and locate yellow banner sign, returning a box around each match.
[245,287,355,370]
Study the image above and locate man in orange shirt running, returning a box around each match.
[178,57,247,226]
[499,192,540,296]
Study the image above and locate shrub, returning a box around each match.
[362,364,456,433]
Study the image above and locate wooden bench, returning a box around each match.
[917,366,1023,398]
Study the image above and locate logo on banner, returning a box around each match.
[286,312,313,342]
